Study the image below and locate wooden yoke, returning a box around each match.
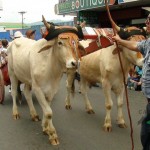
[83,27,114,54]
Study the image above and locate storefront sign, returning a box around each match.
[118,0,139,3]
[56,0,116,15]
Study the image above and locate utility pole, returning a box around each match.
[18,11,26,33]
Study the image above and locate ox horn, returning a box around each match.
[42,15,51,29]
[111,18,120,32]
[80,21,86,28]
[105,0,120,33]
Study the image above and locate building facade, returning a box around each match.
[55,0,150,27]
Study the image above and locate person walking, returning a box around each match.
[25,29,36,40]
[13,31,23,39]
[113,14,150,150]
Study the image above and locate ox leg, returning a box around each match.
[32,85,59,145]
[102,79,113,132]
[42,95,53,135]
[10,76,20,120]
[65,68,76,110]
[114,87,127,128]
[23,84,40,121]
[81,78,95,114]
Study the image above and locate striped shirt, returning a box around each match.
[137,38,150,98]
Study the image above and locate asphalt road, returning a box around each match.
[0,75,146,150]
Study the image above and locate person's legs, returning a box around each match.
[141,98,150,150]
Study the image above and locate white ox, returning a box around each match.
[7,16,80,145]
[65,27,145,132]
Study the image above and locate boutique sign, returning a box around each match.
[56,0,115,14]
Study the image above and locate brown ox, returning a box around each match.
[65,25,145,132]
[7,16,81,145]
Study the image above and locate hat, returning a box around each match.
[25,29,36,38]
[14,31,23,38]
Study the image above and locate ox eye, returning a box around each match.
[58,41,63,45]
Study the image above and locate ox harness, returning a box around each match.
[118,27,146,40]
[44,25,114,56]
[44,24,146,57]
[83,28,114,54]
[44,25,84,41]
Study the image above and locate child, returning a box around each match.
[127,71,141,91]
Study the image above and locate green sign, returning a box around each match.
[57,0,115,15]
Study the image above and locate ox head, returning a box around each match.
[111,20,145,66]
[111,19,146,41]
[38,15,81,69]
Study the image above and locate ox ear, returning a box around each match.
[38,44,52,53]
[38,39,56,53]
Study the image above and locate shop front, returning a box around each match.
[55,0,150,27]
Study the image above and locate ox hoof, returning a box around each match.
[118,123,127,128]
[13,114,20,120]
[87,109,95,114]
[50,138,60,145]
[103,125,112,132]
[65,105,72,110]
[31,115,41,122]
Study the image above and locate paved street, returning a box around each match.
[0,75,146,150]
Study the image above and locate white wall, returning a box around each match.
[0,0,3,10]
